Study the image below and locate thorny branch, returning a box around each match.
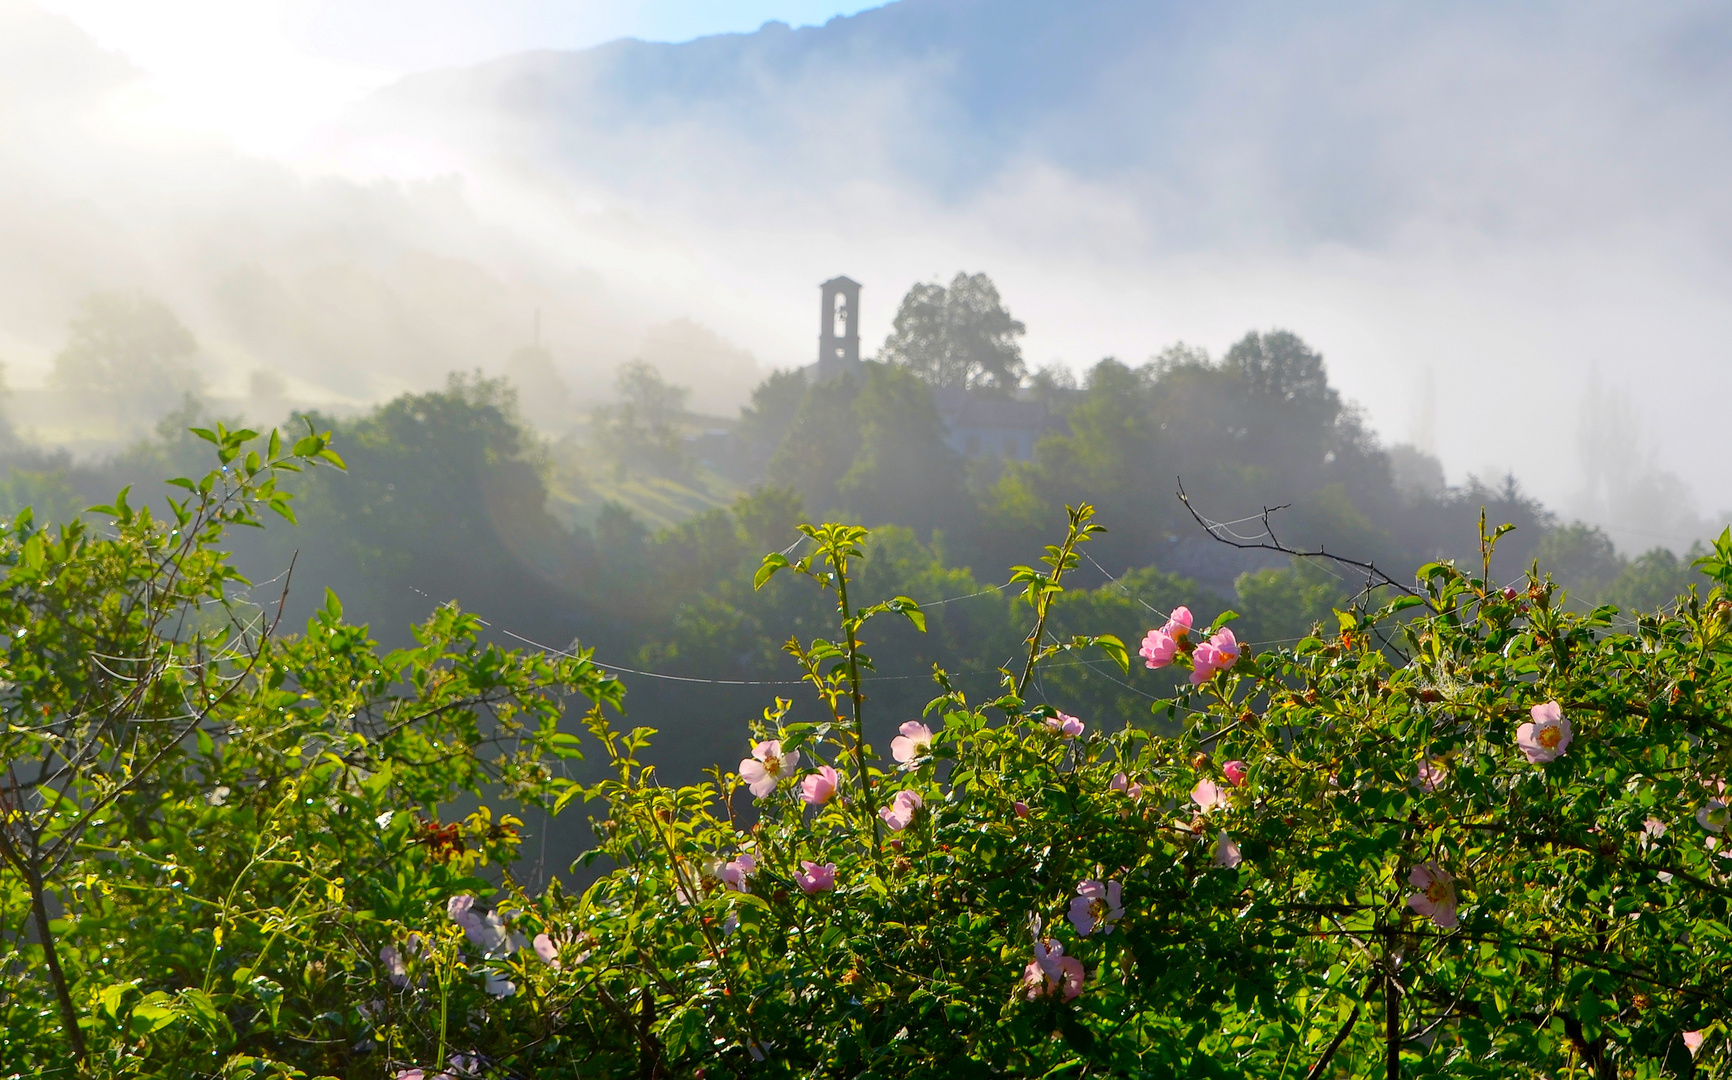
[1176,477,1419,599]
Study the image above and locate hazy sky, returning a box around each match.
[9,0,1730,549]
[33,1,883,152]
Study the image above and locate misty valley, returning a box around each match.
[2,0,1730,1077]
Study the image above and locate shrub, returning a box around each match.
[1,439,1729,1079]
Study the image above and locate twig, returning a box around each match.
[1176,478,1419,598]
[1305,1003,1361,1080]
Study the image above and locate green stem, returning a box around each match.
[833,567,879,852]
[1017,511,1085,698]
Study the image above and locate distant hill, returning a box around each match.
[325,0,1732,526]
[346,0,1732,255]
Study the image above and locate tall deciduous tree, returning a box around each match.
[50,292,203,432]
[879,272,1026,392]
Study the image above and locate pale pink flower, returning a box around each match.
[1045,713,1085,738]
[1110,772,1142,800]
[1406,862,1459,929]
[448,899,510,956]
[532,933,560,969]
[1023,939,1084,1001]
[794,861,836,893]
[359,998,386,1023]
[482,969,516,997]
[879,789,924,831]
[890,721,934,763]
[1191,778,1228,814]
[739,740,800,799]
[1515,701,1572,763]
[1684,1030,1705,1056]
[717,853,757,892]
[1414,758,1447,793]
[1141,608,1193,668]
[396,1071,425,1080]
[447,894,509,954]
[1642,817,1667,846]
[1212,830,1243,868]
[449,1053,483,1075]
[1222,760,1249,787]
[1139,608,1192,668]
[1139,627,1180,669]
[1189,628,1241,684]
[1012,800,1030,818]
[1136,609,1191,668]
[1068,879,1124,936]
[380,944,409,988]
[799,765,840,806]
[1699,799,1729,835]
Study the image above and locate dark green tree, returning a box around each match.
[836,365,967,537]
[594,360,692,479]
[879,272,1026,392]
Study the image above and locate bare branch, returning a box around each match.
[1176,477,1419,598]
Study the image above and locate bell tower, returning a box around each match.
[815,275,862,380]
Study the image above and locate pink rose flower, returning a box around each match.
[1222,760,1249,787]
[1406,861,1459,929]
[1068,879,1124,936]
[717,853,757,892]
[799,765,840,806]
[739,740,800,799]
[1110,772,1143,800]
[1699,799,1729,835]
[1684,1030,1705,1056]
[890,721,934,763]
[1413,758,1447,793]
[1044,713,1085,738]
[1139,627,1179,669]
[1023,939,1085,1001]
[794,861,836,894]
[1139,606,1193,669]
[532,933,560,969]
[1012,800,1030,818]
[446,895,512,956]
[1188,627,1241,685]
[1515,701,1572,763]
[879,789,924,831]
[447,898,511,956]
[1212,829,1243,868]
[380,944,409,988]
[1191,778,1228,814]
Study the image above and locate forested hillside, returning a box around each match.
[0,277,1706,816]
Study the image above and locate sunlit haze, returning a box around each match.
[33,1,886,153]
[4,0,1731,553]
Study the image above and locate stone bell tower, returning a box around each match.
[814,275,862,381]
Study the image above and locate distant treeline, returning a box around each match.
[0,279,1709,798]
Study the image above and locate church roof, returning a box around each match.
[821,275,861,289]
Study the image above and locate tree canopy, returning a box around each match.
[878,271,1026,392]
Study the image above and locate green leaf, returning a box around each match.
[754,553,790,590]
[1093,633,1129,673]
[1208,610,1241,634]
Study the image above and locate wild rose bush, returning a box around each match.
[475,512,1730,1079]
[2,435,1730,1078]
